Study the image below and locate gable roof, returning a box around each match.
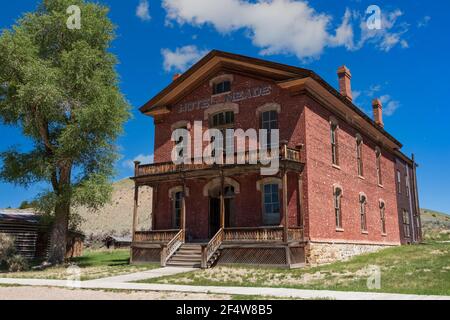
[139,50,402,149]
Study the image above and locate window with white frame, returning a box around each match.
[397,170,402,194]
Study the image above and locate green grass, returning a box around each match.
[139,242,450,296]
[0,249,159,281]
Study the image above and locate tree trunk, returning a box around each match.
[47,199,70,264]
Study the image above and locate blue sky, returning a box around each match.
[0,0,449,214]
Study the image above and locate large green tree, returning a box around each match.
[0,0,130,263]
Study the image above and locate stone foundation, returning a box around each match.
[305,241,397,265]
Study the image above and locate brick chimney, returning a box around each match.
[337,65,352,101]
[372,98,384,128]
[173,73,182,81]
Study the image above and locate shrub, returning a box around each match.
[1,233,29,272]
[0,233,15,261]
[6,254,29,272]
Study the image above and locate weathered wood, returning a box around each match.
[134,229,179,242]
[160,229,185,267]
[134,146,303,180]
[223,226,284,242]
[202,228,224,268]
[282,168,288,242]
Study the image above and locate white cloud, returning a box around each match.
[123,154,154,170]
[356,9,409,52]
[136,0,151,21]
[379,95,400,116]
[162,0,409,60]
[417,16,431,28]
[161,45,208,72]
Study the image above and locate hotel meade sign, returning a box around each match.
[177,85,273,113]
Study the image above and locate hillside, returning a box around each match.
[421,209,450,241]
[76,179,153,240]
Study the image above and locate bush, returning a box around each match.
[0,233,15,261]
[6,254,29,272]
[0,233,29,272]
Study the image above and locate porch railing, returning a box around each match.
[223,226,304,242]
[287,227,304,241]
[223,226,284,242]
[161,229,185,266]
[134,229,180,242]
[201,228,224,268]
[135,145,302,178]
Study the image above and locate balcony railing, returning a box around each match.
[135,145,301,178]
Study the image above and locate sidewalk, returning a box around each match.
[1,268,449,300]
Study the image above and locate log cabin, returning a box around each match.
[130,50,421,268]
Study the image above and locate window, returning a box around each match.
[261,110,278,147]
[213,81,231,95]
[405,173,410,198]
[397,170,402,194]
[174,126,187,159]
[334,187,343,229]
[262,184,280,225]
[360,194,367,232]
[212,111,234,127]
[376,148,382,185]
[210,111,235,157]
[402,209,411,238]
[356,136,364,177]
[330,122,339,166]
[380,201,386,234]
[172,191,183,229]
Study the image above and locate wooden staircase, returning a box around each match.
[166,244,203,268]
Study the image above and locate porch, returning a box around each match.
[130,145,306,268]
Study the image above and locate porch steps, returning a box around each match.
[166,244,203,268]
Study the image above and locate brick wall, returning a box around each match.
[150,70,404,247]
[302,95,401,245]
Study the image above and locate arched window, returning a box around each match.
[172,191,182,229]
[356,134,364,177]
[169,186,189,229]
[376,147,382,185]
[334,186,343,229]
[330,118,339,166]
[379,200,386,235]
[261,110,278,147]
[359,193,368,232]
[213,81,231,95]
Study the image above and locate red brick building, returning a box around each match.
[130,51,421,268]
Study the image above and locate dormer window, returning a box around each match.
[213,81,231,95]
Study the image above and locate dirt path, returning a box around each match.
[0,286,231,300]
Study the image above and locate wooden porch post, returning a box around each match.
[220,170,225,229]
[181,177,187,241]
[297,172,304,228]
[282,167,288,243]
[132,161,141,242]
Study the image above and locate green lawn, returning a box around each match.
[0,249,159,281]
[139,242,450,296]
